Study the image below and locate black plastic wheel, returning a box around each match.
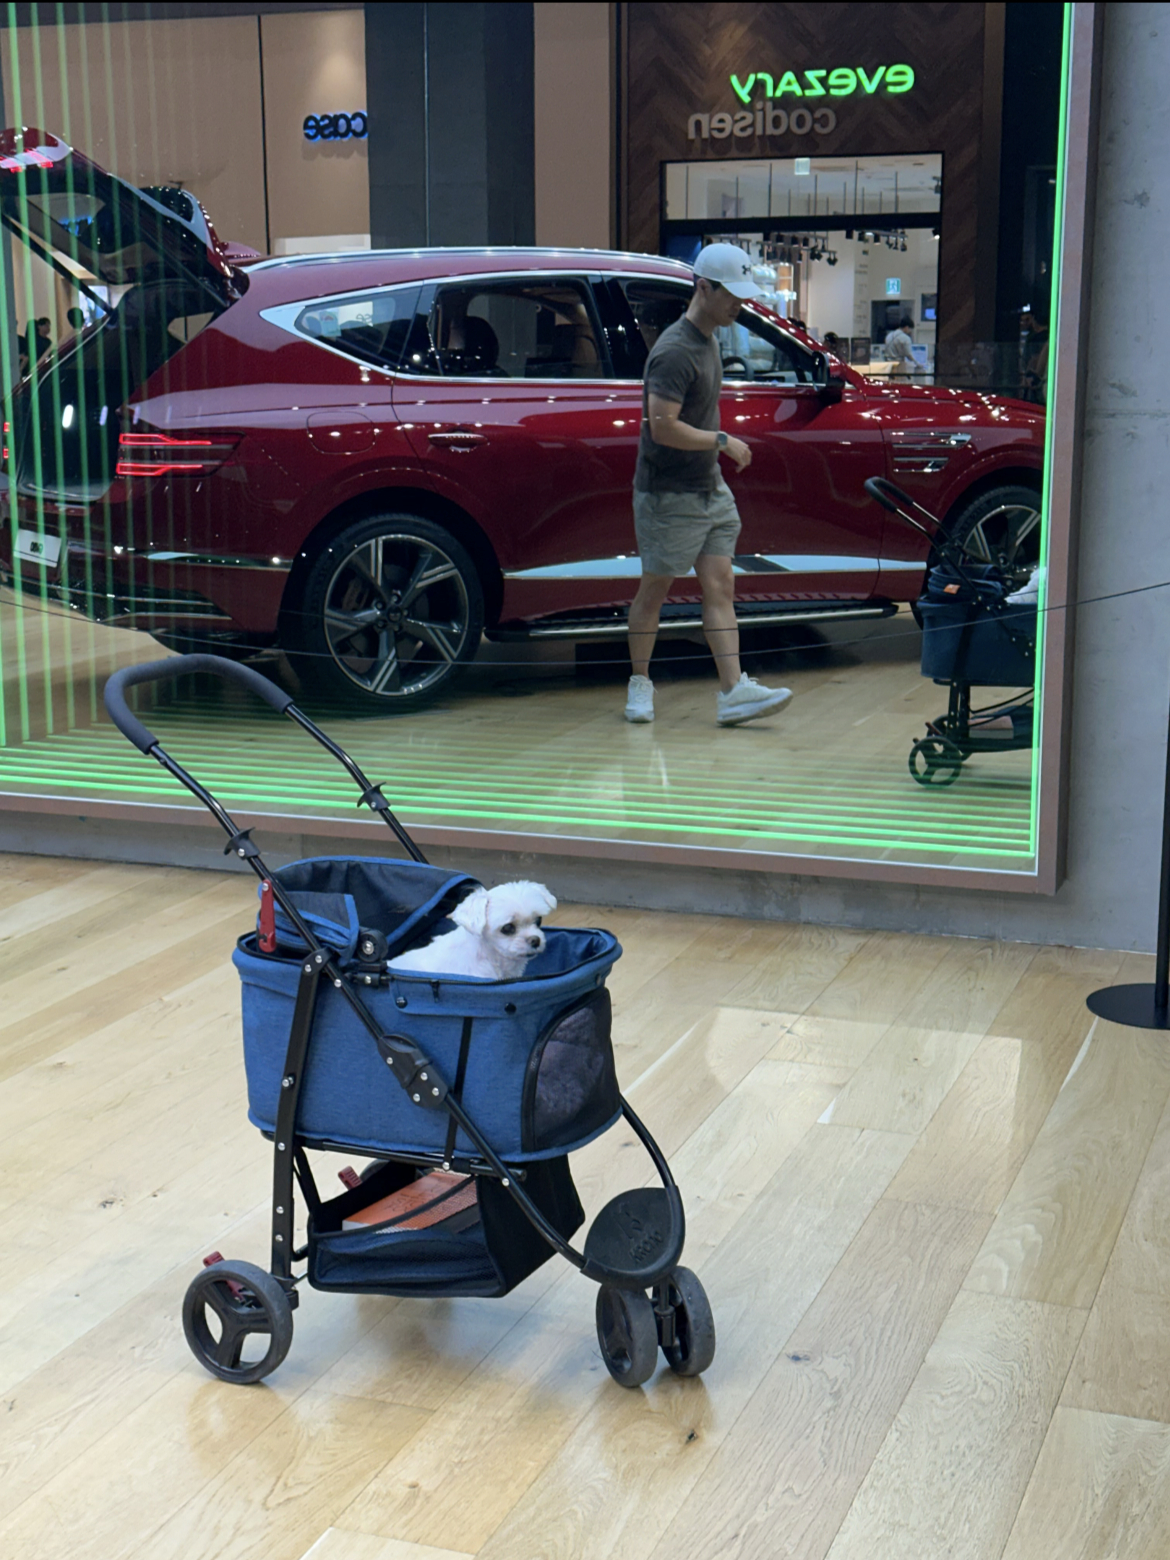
[182,1260,294,1385]
[909,737,964,787]
[596,1285,659,1388]
[289,514,485,710]
[660,1267,716,1378]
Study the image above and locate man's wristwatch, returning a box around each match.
[715,431,729,450]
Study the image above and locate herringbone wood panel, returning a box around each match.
[623,2,991,344]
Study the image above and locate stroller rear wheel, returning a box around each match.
[909,737,963,787]
[660,1267,716,1377]
[183,1260,294,1384]
[596,1285,659,1388]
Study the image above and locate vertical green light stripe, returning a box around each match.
[1028,2,1073,858]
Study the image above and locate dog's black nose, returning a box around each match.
[528,935,542,949]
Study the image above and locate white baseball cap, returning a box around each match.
[693,243,763,299]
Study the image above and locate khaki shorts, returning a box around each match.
[632,475,742,578]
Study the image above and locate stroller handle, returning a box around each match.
[863,476,918,515]
[104,653,295,754]
[864,474,974,577]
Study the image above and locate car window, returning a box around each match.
[608,277,815,386]
[717,309,816,384]
[294,287,422,373]
[609,279,691,378]
[415,279,607,379]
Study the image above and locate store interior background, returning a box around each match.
[1,2,1168,956]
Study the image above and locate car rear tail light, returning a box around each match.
[116,431,241,478]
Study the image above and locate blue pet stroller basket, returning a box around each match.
[865,478,1038,787]
[104,655,713,1390]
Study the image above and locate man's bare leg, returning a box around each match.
[695,553,741,692]
[627,572,675,677]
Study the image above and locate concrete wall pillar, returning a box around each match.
[364,1,534,249]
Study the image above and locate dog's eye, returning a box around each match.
[500,922,516,936]
[534,917,542,926]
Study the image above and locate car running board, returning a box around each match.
[489,599,898,642]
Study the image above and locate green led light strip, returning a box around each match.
[1026,2,1073,860]
[0,710,1034,860]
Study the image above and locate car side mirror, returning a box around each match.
[811,350,845,404]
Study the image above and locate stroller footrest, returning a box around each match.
[582,1187,685,1289]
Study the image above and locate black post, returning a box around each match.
[1086,672,1170,1027]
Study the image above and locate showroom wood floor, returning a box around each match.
[0,595,1034,870]
[1,854,1168,1559]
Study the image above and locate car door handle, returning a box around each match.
[427,430,487,450]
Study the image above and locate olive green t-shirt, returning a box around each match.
[634,315,721,494]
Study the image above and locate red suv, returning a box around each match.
[2,129,1046,708]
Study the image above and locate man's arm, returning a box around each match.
[646,393,751,471]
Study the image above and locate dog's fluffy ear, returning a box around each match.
[514,880,556,916]
[450,887,489,936]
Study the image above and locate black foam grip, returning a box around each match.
[103,654,294,753]
[863,476,917,514]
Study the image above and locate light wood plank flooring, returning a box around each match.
[0,853,1164,1560]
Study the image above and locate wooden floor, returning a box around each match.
[1,854,1166,1560]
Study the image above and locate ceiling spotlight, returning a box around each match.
[826,251,838,266]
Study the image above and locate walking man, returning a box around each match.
[625,244,794,727]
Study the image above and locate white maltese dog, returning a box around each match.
[386,881,557,981]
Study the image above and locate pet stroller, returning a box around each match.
[864,477,1038,787]
[104,655,713,1389]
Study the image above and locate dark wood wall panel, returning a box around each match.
[623,2,997,346]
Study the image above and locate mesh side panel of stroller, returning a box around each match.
[306,1157,586,1297]
[235,857,623,1162]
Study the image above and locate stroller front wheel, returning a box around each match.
[909,737,963,787]
[660,1267,716,1378]
[183,1260,294,1385]
[596,1285,658,1388]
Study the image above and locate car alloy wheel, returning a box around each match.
[296,515,485,708]
[950,485,1043,589]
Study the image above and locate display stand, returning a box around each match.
[1086,679,1170,1029]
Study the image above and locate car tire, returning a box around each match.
[288,514,485,710]
[944,484,1043,589]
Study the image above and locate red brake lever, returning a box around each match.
[259,879,277,953]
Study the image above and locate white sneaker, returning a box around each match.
[716,674,793,726]
[624,674,655,723]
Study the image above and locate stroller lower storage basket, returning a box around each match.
[307,1157,586,1297]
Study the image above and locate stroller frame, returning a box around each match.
[104,654,711,1389]
[864,477,1036,787]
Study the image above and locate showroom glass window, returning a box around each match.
[294,287,422,373]
[407,279,608,379]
